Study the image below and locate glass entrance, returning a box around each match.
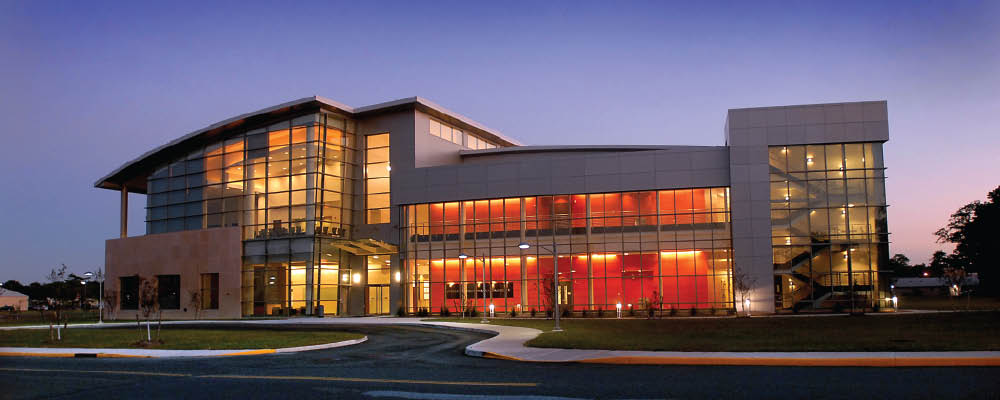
[558,281,572,306]
[367,285,390,315]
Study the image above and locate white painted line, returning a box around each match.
[275,336,367,353]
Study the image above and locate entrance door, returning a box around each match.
[558,281,573,306]
[366,285,390,315]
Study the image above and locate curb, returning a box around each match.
[571,355,1000,367]
[409,322,1000,368]
[0,336,367,359]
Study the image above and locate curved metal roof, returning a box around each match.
[95,96,521,193]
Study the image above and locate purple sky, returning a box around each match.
[1,1,997,282]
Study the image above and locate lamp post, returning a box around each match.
[84,270,103,324]
[518,242,562,332]
[458,253,489,324]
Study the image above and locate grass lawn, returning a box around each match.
[428,311,1000,352]
[0,327,363,350]
[0,310,99,327]
[898,295,1000,311]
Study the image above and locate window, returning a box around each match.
[768,143,889,311]
[201,273,219,310]
[120,276,139,309]
[428,118,497,150]
[157,275,181,310]
[401,188,734,314]
[365,133,391,224]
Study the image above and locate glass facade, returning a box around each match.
[145,113,355,237]
[768,142,890,311]
[401,188,734,315]
[365,133,391,224]
[145,112,361,316]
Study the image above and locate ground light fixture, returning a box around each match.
[616,302,622,318]
[458,252,489,323]
[518,242,563,332]
[744,298,751,317]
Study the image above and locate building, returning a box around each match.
[0,289,29,311]
[95,96,891,318]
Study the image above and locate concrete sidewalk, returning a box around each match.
[242,317,1000,367]
[3,317,999,366]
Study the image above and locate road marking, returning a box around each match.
[0,367,190,377]
[198,374,538,387]
[364,391,577,399]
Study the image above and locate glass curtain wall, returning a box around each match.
[144,111,358,317]
[365,133,391,224]
[401,188,733,315]
[768,142,890,312]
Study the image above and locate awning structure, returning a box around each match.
[331,238,398,255]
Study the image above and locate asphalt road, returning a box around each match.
[1,323,998,399]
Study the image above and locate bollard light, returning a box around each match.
[616,302,622,318]
[489,303,495,318]
[892,296,898,309]
[744,298,751,317]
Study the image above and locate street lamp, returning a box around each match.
[84,270,104,324]
[518,242,563,332]
[458,252,489,323]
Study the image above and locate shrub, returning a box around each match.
[468,308,478,317]
[530,308,537,317]
[416,307,430,317]
[509,309,517,318]
[688,307,697,316]
[647,306,655,318]
[440,307,451,317]
[628,305,635,317]
[597,307,604,318]
[561,307,571,318]
[396,306,407,317]
[581,309,589,318]
[545,308,553,318]
[669,306,678,316]
[832,302,845,314]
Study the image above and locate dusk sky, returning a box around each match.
[1,1,997,283]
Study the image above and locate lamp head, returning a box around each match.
[458,253,469,259]
[518,242,530,249]
[84,272,93,277]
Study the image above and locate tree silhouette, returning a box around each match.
[935,185,999,295]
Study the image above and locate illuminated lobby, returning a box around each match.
[95,96,890,318]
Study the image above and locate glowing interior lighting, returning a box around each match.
[659,250,701,256]
[352,273,361,283]
[781,147,787,153]
[394,271,401,282]
[342,274,349,282]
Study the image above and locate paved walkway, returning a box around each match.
[3,316,999,366]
